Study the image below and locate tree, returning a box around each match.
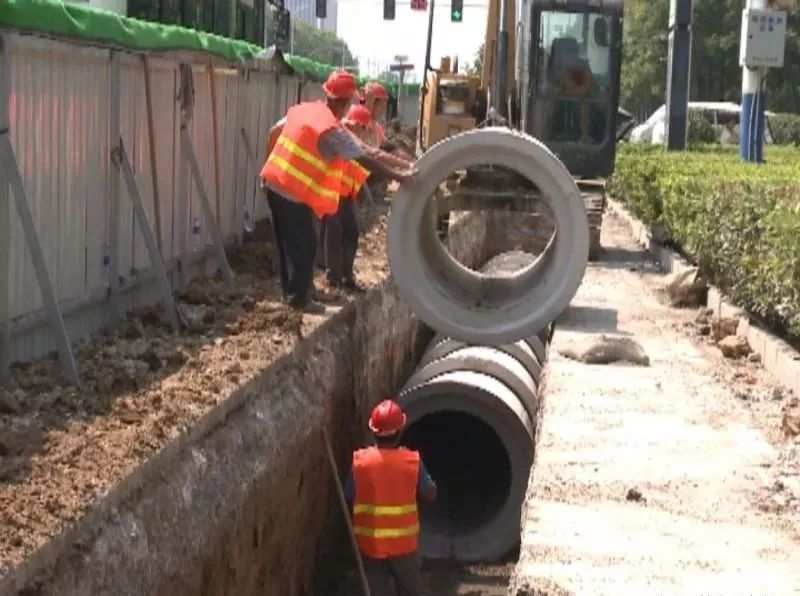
[291,19,357,68]
[465,42,484,76]
[620,0,800,120]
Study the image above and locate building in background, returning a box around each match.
[124,0,268,47]
[283,0,338,33]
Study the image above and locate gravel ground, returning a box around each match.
[0,203,391,578]
[512,211,800,596]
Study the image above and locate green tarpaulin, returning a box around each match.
[0,0,420,97]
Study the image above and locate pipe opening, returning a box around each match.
[402,411,511,537]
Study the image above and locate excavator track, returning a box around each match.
[578,179,607,261]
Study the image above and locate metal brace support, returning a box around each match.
[112,140,181,332]
[0,131,80,387]
[180,127,234,282]
[108,50,122,319]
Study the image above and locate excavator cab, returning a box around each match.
[518,0,624,178]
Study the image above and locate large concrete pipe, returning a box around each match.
[388,128,588,345]
[397,332,542,562]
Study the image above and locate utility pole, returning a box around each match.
[493,0,509,118]
[739,0,788,163]
[391,55,414,125]
[664,0,692,150]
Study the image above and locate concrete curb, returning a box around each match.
[607,198,800,398]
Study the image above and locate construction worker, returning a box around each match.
[261,71,415,313]
[362,81,414,160]
[344,399,437,596]
[321,104,372,292]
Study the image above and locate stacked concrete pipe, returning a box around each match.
[396,252,551,562]
[388,127,589,346]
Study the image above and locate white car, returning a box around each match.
[629,101,774,144]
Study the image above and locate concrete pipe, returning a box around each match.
[397,340,542,561]
[419,334,543,384]
[388,127,588,345]
[405,346,538,424]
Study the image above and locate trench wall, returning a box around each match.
[1,211,494,596]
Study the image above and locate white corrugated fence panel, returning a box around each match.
[3,32,314,366]
[189,66,213,257]
[147,58,178,263]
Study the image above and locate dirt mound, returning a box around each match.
[559,334,650,366]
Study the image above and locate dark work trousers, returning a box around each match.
[265,189,316,305]
[321,198,359,285]
[363,553,426,596]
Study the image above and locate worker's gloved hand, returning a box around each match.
[395,168,418,185]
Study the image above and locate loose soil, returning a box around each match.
[0,201,392,579]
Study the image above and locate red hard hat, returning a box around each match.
[368,399,407,435]
[344,104,372,127]
[364,82,389,101]
[323,70,358,100]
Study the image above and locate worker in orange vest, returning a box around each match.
[344,399,437,595]
[321,104,373,292]
[261,71,415,313]
[362,82,414,160]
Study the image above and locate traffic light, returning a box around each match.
[383,0,395,20]
[450,0,463,22]
[410,0,428,9]
[315,0,326,19]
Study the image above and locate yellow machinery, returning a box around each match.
[417,0,632,258]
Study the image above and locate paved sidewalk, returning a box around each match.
[511,214,800,596]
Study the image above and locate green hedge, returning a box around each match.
[769,113,800,146]
[688,110,717,146]
[610,144,800,335]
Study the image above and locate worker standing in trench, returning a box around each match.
[260,71,416,313]
[344,399,437,596]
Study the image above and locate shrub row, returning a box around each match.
[769,113,800,146]
[610,144,800,336]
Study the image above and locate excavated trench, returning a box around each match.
[1,208,557,596]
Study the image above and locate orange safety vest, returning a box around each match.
[352,447,420,559]
[260,101,346,218]
[342,161,371,199]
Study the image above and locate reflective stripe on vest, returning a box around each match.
[343,161,371,198]
[352,447,420,559]
[353,524,420,538]
[259,101,345,218]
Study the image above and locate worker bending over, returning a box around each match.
[362,81,414,160]
[320,104,412,292]
[321,104,371,292]
[260,71,414,313]
[345,399,437,596]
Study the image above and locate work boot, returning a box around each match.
[288,296,326,315]
[342,278,366,294]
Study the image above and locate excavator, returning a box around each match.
[417,0,632,259]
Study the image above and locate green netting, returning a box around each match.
[0,0,421,97]
[0,0,266,62]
